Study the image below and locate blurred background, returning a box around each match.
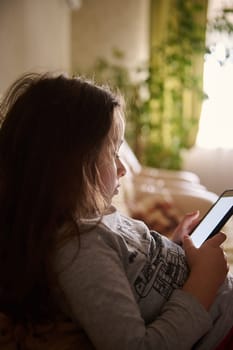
[1,0,233,195]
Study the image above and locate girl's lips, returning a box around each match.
[114,184,120,194]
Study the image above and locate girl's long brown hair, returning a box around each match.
[0,72,121,322]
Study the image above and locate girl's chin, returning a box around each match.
[105,186,120,204]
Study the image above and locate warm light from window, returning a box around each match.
[196,0,233,149]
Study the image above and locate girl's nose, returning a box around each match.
[117,159,127,177]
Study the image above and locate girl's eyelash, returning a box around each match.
[114,152,120,159]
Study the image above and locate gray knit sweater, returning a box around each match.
[53,206,233,350]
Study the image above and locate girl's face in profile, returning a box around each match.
[98,109,127,205]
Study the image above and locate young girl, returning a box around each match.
[0,72,232,350]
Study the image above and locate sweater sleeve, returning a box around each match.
[54,228,212,350]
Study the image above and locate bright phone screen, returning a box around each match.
[191,195,233,248]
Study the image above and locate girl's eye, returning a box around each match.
[115,153,120,159]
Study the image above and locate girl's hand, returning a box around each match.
[172,211,200,245]
[182,233,228,310]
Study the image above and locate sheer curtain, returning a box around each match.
[183,0,233,195]
[149,0,207,169]
[196,0,233,149]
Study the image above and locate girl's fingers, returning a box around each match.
[182,211,200,232]
[183,210,200,224]
[173,211,200,243]
[205,232,227,247]
[185,231,226,249]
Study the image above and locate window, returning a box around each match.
[196,0,233,149]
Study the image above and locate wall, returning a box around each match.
[0,0,150,92]
[71,0,150,73]
[183,147,233,195]
[0,0,71,94]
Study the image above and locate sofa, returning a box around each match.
[112,141,218,237]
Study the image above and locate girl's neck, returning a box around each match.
[80,204,115,220]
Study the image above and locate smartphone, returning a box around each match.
[190,189,233,248]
